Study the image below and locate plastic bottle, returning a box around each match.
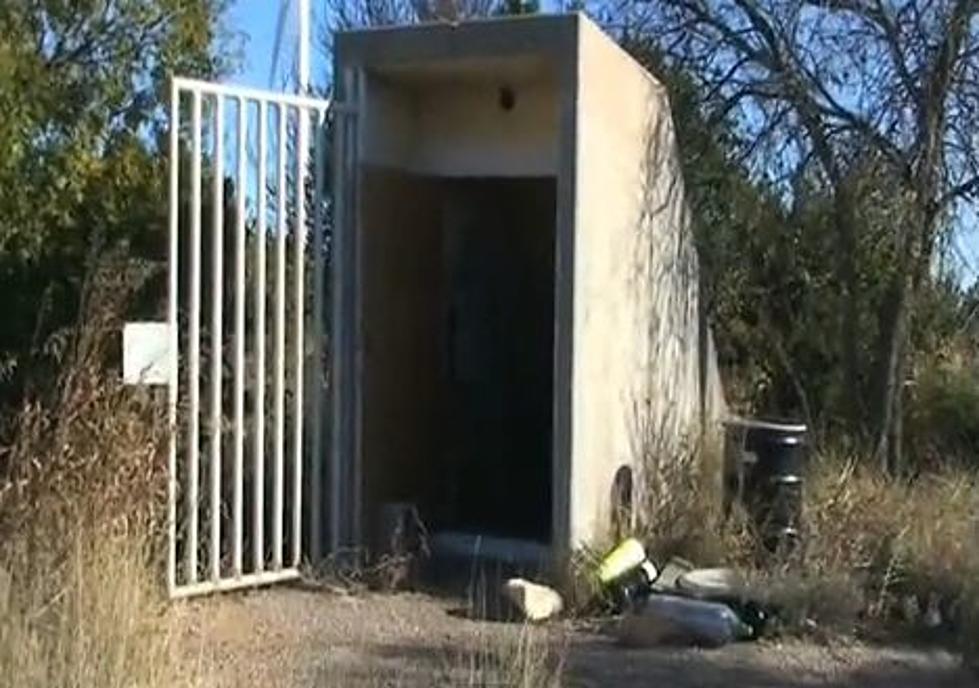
[617,594,754,648]
[597,538,648,584]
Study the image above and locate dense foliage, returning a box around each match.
[0,1,226,404]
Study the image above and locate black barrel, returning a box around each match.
[726,418,808,553]
[744,421,807,479]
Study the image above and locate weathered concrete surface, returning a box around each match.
[570,17,727,547]
[359,168,443,551]
[362,57,560,177]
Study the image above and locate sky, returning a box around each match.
[225,2,329,92]
[224,1,564,92]
[952,210,979,288]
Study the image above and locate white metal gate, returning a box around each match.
[166,76,340,598]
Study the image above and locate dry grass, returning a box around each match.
[440,624,566,688]
[803,455,978,621]
[0,528,194,688]
[0,263,197,688]
[636,441,755,569]
[435,560,567,687]
[632,445,979,649]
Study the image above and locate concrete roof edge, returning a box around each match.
[335,12,580,66]
[336,11,579,39]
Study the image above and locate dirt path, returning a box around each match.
[179,587,976,687]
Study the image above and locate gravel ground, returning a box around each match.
[179,587,977,687]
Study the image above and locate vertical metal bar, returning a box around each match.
[292,107,308,567]
[273,104,288,570]
[233,97,247,578]
[210,95,225,583]
[187,89,203,585]
[350,69,364,550]
[329,101,346,554]
[167,79,180,595]
[309,108,327,564]
[253,100,268,573]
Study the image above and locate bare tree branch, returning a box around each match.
[615,0,979,472]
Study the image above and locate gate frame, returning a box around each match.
[166,75,345,599]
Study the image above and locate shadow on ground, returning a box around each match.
[568,633,972,688]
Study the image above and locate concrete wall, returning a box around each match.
[362,78,416,171]
[569,18,726,547]
[362,65,559,177]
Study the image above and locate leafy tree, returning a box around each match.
[0,1,227,402]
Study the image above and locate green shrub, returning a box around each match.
[906,359,979,470]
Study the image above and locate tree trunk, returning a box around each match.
[888,352,905,474]
[872,271,909,474]
[872,200,937,475]
[835,187,862,429]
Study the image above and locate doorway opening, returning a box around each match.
[361,171,556,550]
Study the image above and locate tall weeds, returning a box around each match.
[446,623,565,688]
[0,261,194,687]
[0,529,188,688]
[634,444,979,644]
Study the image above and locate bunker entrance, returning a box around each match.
[362,172,556,548]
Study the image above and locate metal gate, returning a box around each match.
[165,76,347,598]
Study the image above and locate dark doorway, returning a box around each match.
[359,171,555,549]
[440,178,555,541]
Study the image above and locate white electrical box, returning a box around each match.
[122,322,171,386]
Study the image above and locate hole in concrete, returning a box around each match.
[611,466,634,537]
[498,85,516,111]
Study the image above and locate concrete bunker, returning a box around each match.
[332,15,726,570]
